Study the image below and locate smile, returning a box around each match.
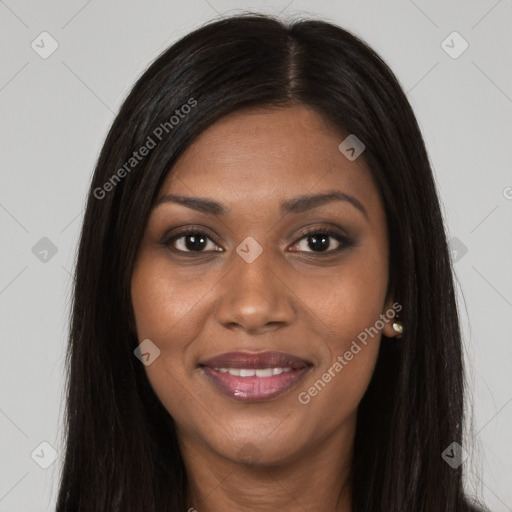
[214,367,293,377]
[199,351,312,401]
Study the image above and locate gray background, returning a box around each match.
[0,0,511,510]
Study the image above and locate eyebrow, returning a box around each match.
[154,190,368,220]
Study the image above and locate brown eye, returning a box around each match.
[289,228,352,254]
[176,233,210,251]
[164,229,222,253]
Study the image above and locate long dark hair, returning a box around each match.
[56,12,484,511]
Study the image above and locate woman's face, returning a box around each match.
[131,104,398,466]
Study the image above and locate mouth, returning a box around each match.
[198,351,313,402]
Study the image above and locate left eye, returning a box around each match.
[290,230,348,254]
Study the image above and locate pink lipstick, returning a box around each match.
[199,351,312,402]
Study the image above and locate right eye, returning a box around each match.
[163,228,223,254]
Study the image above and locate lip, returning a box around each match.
[199,351,313,402]
[200,350,311,370]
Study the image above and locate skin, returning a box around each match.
[130,104,400,512]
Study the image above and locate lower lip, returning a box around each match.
[201,366,311,402]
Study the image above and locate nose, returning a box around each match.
[214,246,297,334]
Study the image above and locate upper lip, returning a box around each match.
[199,351,312,370]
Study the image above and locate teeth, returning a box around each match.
[213,367,293,377]
[256,368,273,377]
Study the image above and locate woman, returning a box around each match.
[56,12,486,512]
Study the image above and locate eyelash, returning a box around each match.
[161,225,352,256]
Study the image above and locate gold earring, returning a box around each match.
[392,320,403,338]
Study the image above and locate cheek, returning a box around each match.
[130,255,208,342]
[303,251,388,345]
[294,252,387,410]
[130,256,217,416]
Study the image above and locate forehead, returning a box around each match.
[158,105,380,216]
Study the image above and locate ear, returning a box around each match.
[381,297,402,338]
